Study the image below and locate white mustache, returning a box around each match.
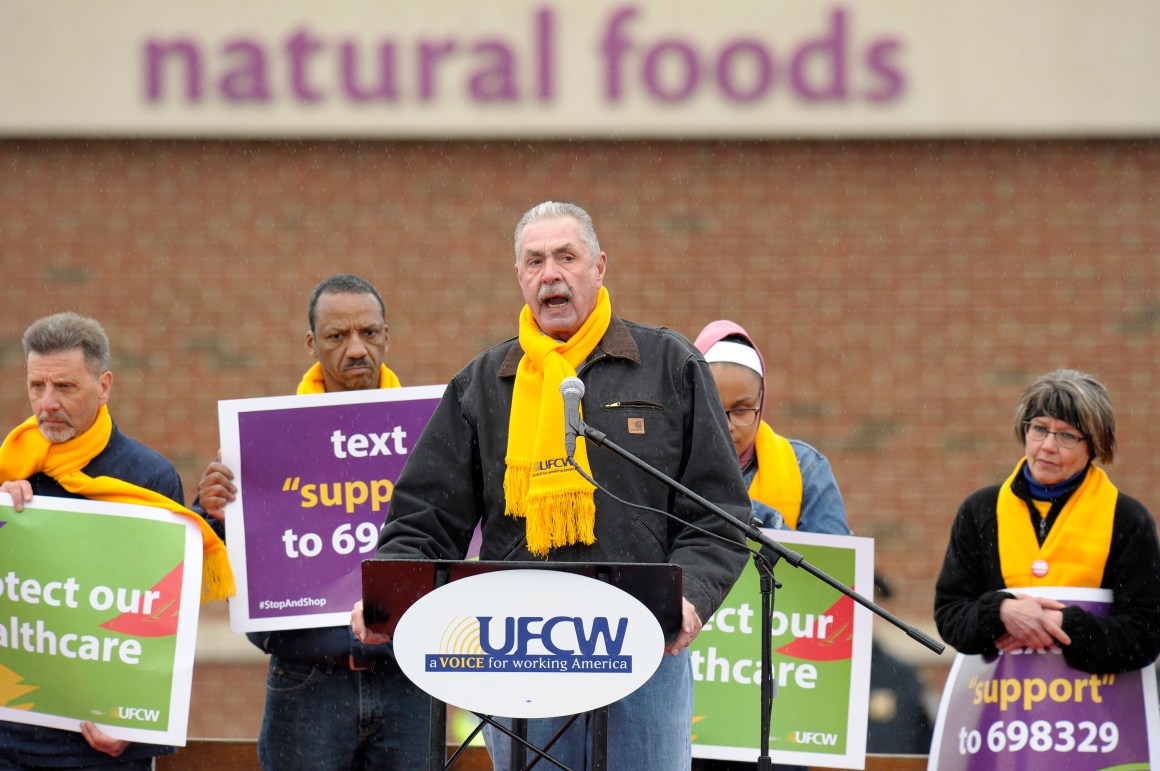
[538,283,572,303]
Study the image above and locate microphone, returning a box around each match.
[559,376,585,459]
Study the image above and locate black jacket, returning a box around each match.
[377,315,751,623]
[934,466,1160,673]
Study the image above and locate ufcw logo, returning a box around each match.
[793,731,839,746]
[479,616,627,656]
[116,706,161,722]
[425,615,634,674]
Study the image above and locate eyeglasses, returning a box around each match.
[1024,422,1086,449]
[725,407,760,428]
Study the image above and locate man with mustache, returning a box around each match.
[195,274,428,770]
[354,202,750,769]
[0,312,231,769]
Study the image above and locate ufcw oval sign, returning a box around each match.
[392,569,664,718]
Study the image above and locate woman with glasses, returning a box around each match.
[693,320,850,536]
[934,368,1160,673]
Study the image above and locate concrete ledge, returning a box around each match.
[156,740,929,770]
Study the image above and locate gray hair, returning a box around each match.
[1013,368,1116,464]
[22,312,111,376]
[513,201,602,264]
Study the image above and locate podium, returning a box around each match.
[362,559,684,771]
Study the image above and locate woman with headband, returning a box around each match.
[693,320,850,536]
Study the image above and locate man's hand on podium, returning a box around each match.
[351,600,392,645]
[669,597,702,656]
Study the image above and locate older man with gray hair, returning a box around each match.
[355,201,750,769]
[0,312,201,769]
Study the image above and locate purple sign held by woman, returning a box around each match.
[217,386,443,632]
[929,588,1159,771]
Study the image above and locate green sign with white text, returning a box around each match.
[691,529,874,768]
[0,494,202,746]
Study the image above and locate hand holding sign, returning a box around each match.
[0,480,33,512]
[195,452,235,521]
[80,721,129,758]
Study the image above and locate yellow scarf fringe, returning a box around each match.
[0,406,234,603]
[504,286,611,557]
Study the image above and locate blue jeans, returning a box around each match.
[258,654,430,770]
[484,650,693,771]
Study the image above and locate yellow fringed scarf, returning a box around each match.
[749,421,805,529]
[997,460,1117,588]
[504,286,611,557]
[296,362,401,395]
[0,406,235,603]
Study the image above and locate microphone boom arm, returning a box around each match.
[572,416,944,653]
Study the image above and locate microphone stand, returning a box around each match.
[570,416,944,769]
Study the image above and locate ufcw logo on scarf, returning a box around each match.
[503,287,611,558]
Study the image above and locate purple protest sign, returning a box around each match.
[928,587,1159,770]
[217,386,443,632]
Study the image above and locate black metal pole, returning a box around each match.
[754,547,779,771]
[575,419,944,654]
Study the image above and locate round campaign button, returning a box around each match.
[1031,559,1049,578]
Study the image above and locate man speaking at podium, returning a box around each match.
[353,201,751,769]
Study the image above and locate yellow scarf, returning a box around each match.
[296,362,401,395]
[0,406,234,603]
[997,460,1117,588]
[504,286,611,557]
[749,421,804,529]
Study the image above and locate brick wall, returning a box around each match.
[2,139,1158,632]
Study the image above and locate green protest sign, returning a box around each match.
[0,494,202,746]
[691,529,874,768]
